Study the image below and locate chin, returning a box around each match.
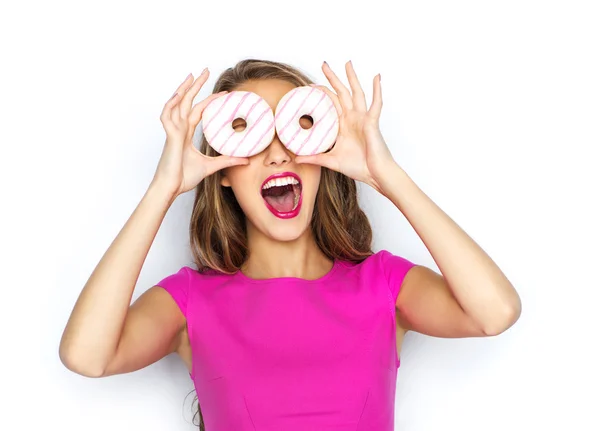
[245,204,315,243]
[254,211,310,242]
[263,223,310,242]
[264,230,304,243]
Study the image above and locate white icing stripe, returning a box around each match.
[277,87,315,136]
[210,92,251,143]
[203,87,338,157]
[274,86,338,155]
[311,117,338,155]
[203,91,275,157]
[203,92,235,132]
[232,108,273,156]
[245,117,275,157]
[294,103,334,154]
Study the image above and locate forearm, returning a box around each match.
[59,181,178,375]
[377,162,521,334]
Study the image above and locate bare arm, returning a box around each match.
[59,184,181,377]
[59,70,248,378]
[298,61,521,338]
[386,165,522,337]
[102,286,189,376]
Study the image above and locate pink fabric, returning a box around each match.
[157,249,416,431]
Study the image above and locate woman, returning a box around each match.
[59,59,521,430]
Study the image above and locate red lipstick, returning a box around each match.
[260,171,303,219]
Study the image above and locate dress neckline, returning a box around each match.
[234,259,340,284]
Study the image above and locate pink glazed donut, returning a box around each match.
[202,91,275,157]
[274,86,339,156]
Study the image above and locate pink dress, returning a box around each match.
[157,249,416,431]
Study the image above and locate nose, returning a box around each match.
[263,136,293,166]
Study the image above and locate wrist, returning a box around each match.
[371,159,402,185]
[375,162,412,198]
[147,179,179,204]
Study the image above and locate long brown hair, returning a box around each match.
[187,59,374,429]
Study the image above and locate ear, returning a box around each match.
[220,173,231,187]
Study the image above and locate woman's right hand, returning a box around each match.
[152,69,249,196]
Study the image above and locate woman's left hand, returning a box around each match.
[295,61,398,192]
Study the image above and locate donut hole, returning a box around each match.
[232,117,247,132]
[299,115,314,130]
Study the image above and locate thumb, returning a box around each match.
[209,155,250,172]
[295,153,336,170]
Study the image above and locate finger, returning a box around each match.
[345,61,367,112]
[294,152,338,171]
[180,68,210,118]
[160,92,182,130]
[171,73,194,121]
[188,91,228,132]
[368,74,383,120]
[309,84,342,117]
[205,155,250,175]
[322,62,353,109]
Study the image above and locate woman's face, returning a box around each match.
[220,79,322,242]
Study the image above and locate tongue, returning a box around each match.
[264,189,295,213]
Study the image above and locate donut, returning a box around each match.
[202,91,275,157]
[274,86,339,156]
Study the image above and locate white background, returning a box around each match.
[1,0,599,430]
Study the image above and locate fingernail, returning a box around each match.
[171,92,178,99]
[378,73,382,82]
[323,61,328,65]
[185,73,192,80]
[201,67,207,74]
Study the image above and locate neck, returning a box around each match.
[242,227,333,280]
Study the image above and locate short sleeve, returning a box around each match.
[155,266,190,316]
[379,249,417,302]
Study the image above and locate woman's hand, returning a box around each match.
[295,61,398,193]
[152,69,249,196]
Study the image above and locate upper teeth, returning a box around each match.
[262,176,299,190]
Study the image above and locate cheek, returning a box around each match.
[304,166,322,199]
[226,173,261,213]
[229,180,255,205]
[221,162,254,189]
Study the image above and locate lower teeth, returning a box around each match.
[292,192,299,210]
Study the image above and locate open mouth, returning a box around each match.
[260,172,303,218]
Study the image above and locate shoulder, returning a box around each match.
[374,249,417,274]
[155,265,235,313]
[336,250,418,283]
[354,249,419,298]
[186,266,237,285]
[158,265,232,285]
[342,249,417,273]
